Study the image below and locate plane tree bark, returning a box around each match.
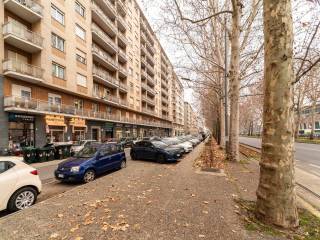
[256,0,299,228]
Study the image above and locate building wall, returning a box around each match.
[0,0,185,149]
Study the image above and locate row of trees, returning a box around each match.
[144,0,319,228]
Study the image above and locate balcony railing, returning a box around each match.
[141,83,156,95]
[5,0,43,18]
[92,23,117,51]
[3,59,44,80]
[4,96,172,128]
[3,21,43,48]
[117,0,127,16]
[118,65,128,76]
[92,43,118,69]
[93,65,119,86]
[119,81,128,91]
[118,48,127,62]
[92,2,117,34]
[142,95,155,105]
[99,0,117,17]
[142,107,155,115]
[118,31,128,45]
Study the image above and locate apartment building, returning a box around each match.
[297,104,320,136]
[0,0,181,150]
[184,101,199,134]
[172,73,184,136]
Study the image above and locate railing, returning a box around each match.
[3,21,43,47]
[92,65,119,86]
[141,83,156,95]
[117,17,127,31]
[100,0,117,16]
[142,107,155,115]
[118,48,127,61]
[117,0,127,16]
[162,97,169,104]
[3,59,44,79]
[119,98,128,106]
[119,81,128,91]
[118,65,128,76]
[3,96,172,128]
[118,31,128,45]
[92,3,117,34]
[146,41,155,55]
[92,43,118,68]
[142,95,155,105]
[9,0,43,16]
[91,23,117,50]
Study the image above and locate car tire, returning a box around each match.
[7,187,38,212]
[120,160,126,169]
[83,169,96,183]
[157,154,166,164]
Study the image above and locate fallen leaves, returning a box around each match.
[70,225,79,233]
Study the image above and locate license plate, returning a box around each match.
[58,174,64,178]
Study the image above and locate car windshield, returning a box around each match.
[152,141,168,149]
[75,145,98,158]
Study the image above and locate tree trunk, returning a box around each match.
[220,98,226,148]
[256,0,299,228]
[228,0,241,162]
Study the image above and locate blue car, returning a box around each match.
[55,143,126,183]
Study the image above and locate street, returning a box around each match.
[239,137,320,177]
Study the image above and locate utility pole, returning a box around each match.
[224,16,229,141]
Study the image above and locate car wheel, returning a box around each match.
[157,154,166,164]
[120,160,126,169]
[83,169,96,183]
[8,187,37,212]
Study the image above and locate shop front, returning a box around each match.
[104,122,114,141]
[69,117,87,142]
[45,115,67,143]
[115,123,123,140]
[8,113,35,148]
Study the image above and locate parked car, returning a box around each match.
[130,140,182,163]
[119,137,135,148]
[71,140,99,155]
[162,137,193,153]
[55,143,126,183]
[0,160,42,212]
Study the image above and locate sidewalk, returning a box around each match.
[0,143,280,240]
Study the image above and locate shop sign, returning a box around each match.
[45,115,65,126]
[104,122,114,131]
[69,117,86,127]
[8,113,35,123]
[115,123,123,128]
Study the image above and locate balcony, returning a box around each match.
[3,0,43,23]
[3,95,123,121]
[3,59,44,83]
[118,65,128,78]
[117,16,127,33]
[117,32,127,48]
[162,88,169,97]
[94,0,117,20]
[141,83,156,96]
[3,21,43,53]
[92,65,119,89]
[92,24,117,56]
[142,95,155,106]
[118,48,127,63]
[162,97,169,104]
[119,98,128,107]
[146,63,155,77]
[92,44,118,71]
[142,107,155,115]
[146,41,155,55]
[118,81,128,93]
[92,3,117,38]
[117,0,127,17]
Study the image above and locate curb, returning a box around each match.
[297,195,320,218]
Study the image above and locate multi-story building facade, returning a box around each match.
[184,101,198,134]
[171,74,184,136]
[0,0,181,150]
[297,104,320,136]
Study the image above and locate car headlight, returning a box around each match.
[70,166,80,173]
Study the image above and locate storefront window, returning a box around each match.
[9,122,35,148]
[47,127,64,143]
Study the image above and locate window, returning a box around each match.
[74,99,84,110]
[48,93,62,106]
[316,121,320,129]
[51,5,65,25]
[51,33,65,52]
[75,1,85,17]
[77,73,87,87]
[75,24,86,40]
[52,62,65,79]
[76,48,87,64]
[0,161,15,174]
[92,103,99,112]
[12,84,31,99]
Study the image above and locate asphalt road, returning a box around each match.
[239,137,320,177]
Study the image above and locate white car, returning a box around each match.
[71,140,98,154]
[0,160,42,212]
[177,141,193,153]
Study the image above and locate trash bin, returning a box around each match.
[62,144,72,159]
[36,148,48,162]
[23,147,37,163]
[47,147,55,161]
[54,145,64,160]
